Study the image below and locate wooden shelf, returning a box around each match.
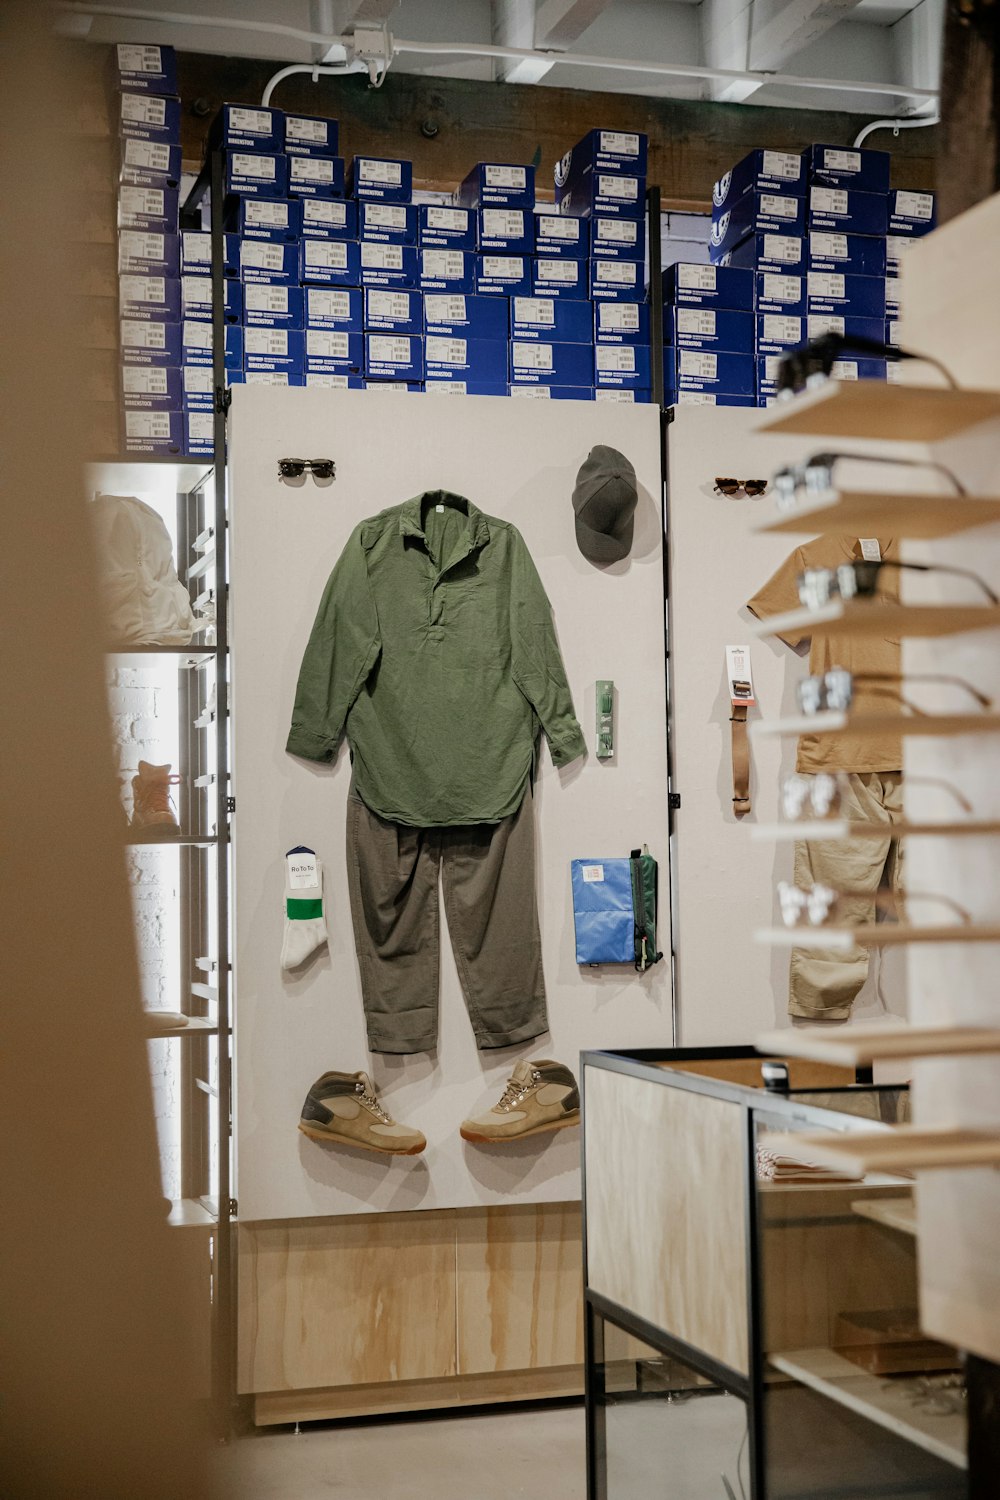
[756,1024,1000,1066]
[764,1124,1000,1175]
[168,1197,218,1229]
[751,818,1000,843]
[758,489,1000,539]
[752,711,1000,740]
[755,380,1000,441]
[770,1348,965,1469]
[126,833,221,847]
[145,1014,219,1037]
[756,924,1000,951]
[852,1196,917,1237]
[751,599,1000,642]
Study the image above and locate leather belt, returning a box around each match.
[731,703,751,817]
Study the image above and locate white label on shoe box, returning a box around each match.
[425,294,468,321]
[513,298,554,325]
[184,367,212,397]
[426,337,467,364]
[601,304,640,331]
[230,107,272,134]
[831,360,860,380]
[241,242,285,270]
[182,276,211,306]
[306,373,350,387]
[582,864,605,883]
[885,278,901,308]
[598,174,639,199]
[483,209,526,237]
[121,94,166,126]
[362,243,404,269]
[807,315,845,338]
[367,204,407,228]
[309,290,352,317]
[810,232,848,259]
[812,186,849,214]
[182,231,210,265]
[601,131,640,155]
[125,410,172,438]
[482,257,523,278]
[119,187,166,218]
[247,200,290,228]
[121,319,166,348]
[370,336,413,363]
[762,315,800,342]
[596,261,637,283]
[288,851,318,889]
[886,235,913,263]
[509,387,551,399]
[360,159,402,185]
[292,156,335,184]
[537,215,579,241]
[183,320,213,349]
[596,346,636,372]
[122,366,169,394]
[246,329,289,355]
[762,274,801,302]
[370,290,411,318]
[595,389,637,403]
[677,309,716,335]
[763,151,801,180]
[679,264,717,290]
[427,207,467,230]
[536,260,577,283]
[512,343,554,371]
[286,116,327,143]
[118,44,164,73]
[120,231,166,261]
[895,190,933,220]
[426,382,467,395]
[307,330,350,358]
[120,274,165,304]
[808,271,846,298]
[423,250,466,277]
[761,194,797,219]
[485,165,524,188]
[304,200,349,228]
[233,153,276,180]
[246,372,292,386]
[598,218,638,243]
[679,351,718,378]
[124,139,172,173]
[762,235,800,262]
[307,241,349,269]
[824,149,861,173]
[246,285,290,312]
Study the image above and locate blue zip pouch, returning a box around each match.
[571,847,662,970]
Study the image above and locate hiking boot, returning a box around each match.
[460,1059,580,1144]
[131,760,181,839]
[298,1070,426,1156]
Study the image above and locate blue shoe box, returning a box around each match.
[510,385,594,401]
[360,242,418,289]
[808,230,887,277]
[301,198,357,240]
[120,363,183,411]
[674,390,758,409]
[712,149,806,208]
[755,313,805,355]
[364,334,425,381]
[243,284,305,330]
[755,271,806,317]
[509,340,594,388]
[807,312,887,345]
[364,288,423,335]
[589,215,645,261]
[283,112,339,158]
[304,287,364,332]
[512,297,592,344]
[419,205,477,250]
[889,189,936,236]
[425,335,508,385]
[594,344,651,390]
[113,42,178,97]
[228,197,303,242]
[534,212,588,259]
[808,144,890,195]
[181,321,243,370]
[181,275,243,323]
[458,163,535,210]
[710,191,806,256]
[806,270,887,319]
[558,128,648,180]
[424,293,508,341]
[359,202,418,245]
[118,185,179,232]
[556,170,645,219]
[238,239,300,283]
[808,185,889,238]
[593,301,650,346]
[119,92,181,143]
[183,409,215,456]
[671,348,756,396]
[476,255,531,297]
[477,208,535,255]
[347,156,412,202]
[884,276,901,315]
[532,257,588,299]
[716,232,804,274]
[225,151,290,199]
[120,273,182,323]
[596,388,649,404]
[300,239,361,286]
[211,104,284,154]
[668,307,755,354]
[663,262,754,311]
[304,372,365,389]
[123,409,184,455]
[119,230,181,277]
[120,138,182,189]
[245,327,306,374]
[418,250,476,294]
[120,317,183,367]
[289,154,345,198]
[425,381,509,398]
[830,356,888,382]
[590,258,644,300]
[304,329,365,374]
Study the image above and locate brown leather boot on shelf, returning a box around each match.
[130,760,181,840]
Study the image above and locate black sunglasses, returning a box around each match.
[278,458,336,480]
[714,477,768,497]
[775,333,958,399]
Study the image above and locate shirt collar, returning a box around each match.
[399,492,490,547]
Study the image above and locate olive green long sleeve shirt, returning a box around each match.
[286,491,587,826]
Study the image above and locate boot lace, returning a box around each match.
[141,774,181,815]
[356,1081,393,1124]
[498,1069,541,1112]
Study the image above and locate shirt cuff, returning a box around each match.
[285,725,336,762]
[549,724,587,768]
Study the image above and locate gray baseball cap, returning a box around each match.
[572,445,638,564]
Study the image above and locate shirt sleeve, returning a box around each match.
[286,524,382,762]
[508,529,587,768]
[746,546,811,649]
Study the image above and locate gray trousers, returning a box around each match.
[346,785,549,1054]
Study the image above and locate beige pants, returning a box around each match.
[346,783,548,1054]
[789,770,904,1022]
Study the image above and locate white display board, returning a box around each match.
[229,387,671,1221]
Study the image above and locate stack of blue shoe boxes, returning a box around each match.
[114,44,186,454]
[661,260,756,408]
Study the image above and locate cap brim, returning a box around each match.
[575,514,634,565]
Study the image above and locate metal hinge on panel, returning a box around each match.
[668,792,681,810]
[215,386,232,415]
[226,796,236,814]
[228,1197,238,1218]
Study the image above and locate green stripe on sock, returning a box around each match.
[286,898,323,919]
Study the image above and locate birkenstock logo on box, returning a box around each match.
[713,172,732,207]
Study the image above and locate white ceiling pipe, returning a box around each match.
[262,61,369,106]
[53,2,352,51]
[853,113,940,147]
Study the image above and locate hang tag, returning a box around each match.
[436,504,445,512]
[727,644,756,707]
[582,864,605,883]
[859,538,881,561]
[287,850,318,889]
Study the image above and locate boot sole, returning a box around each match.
[298,1122,425,1156]
[460,1112,580,1145]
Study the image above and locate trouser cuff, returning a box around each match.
[474,1018,550,1050]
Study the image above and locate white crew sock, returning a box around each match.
[281,845,327,971]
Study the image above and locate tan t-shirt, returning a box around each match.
[747,535,903,774]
